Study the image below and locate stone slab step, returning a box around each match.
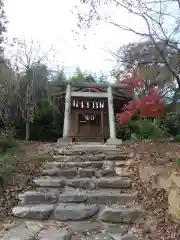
[42,165,128,179]
[2,223,72,240]
[42,167,96,178]
[71,233,140,240]
[19,188,136,205]
[12,204,54,219]
[44,161,126,170]
[54,203,99,221]
[33,176,132,189]
[112,233,140,240]
[53,148,129,156]
[44,161,104,169]
[33,176,65,187]
[38,228,72,240]
[74,142,104,145]
[12,203,105,222]
[2,224,39,240]
[59,189,136,205]
[71,233,114,240]
[99,206,140,224]
[42,168,78,178]
[67,177,132,189]
[2,221,140,240]
[18,188,60,204]
[53,154,130,161]
[96,177,132,188]
[105,223,129,234]
[79,168,96,177]
[68,221,134,238]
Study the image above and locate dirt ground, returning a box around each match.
[0,141,55,220]
[123,140,180,240]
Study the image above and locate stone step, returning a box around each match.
[42,167,97,178]
[33,176,65,188]
[74,142,104,145]
[68,221,134,239]
[19,188,137,205]
[2,221,140,240]
[71,232,140,240]
[12,203,99,221]
[42,167,78,178]
[12,203,140,224]
[33,176,132,189]
[99,206,140,224]
[54,203,99,221]
[18,188,60,204]
[42,166,129,178]
[44,161,104,169]
[59,189,136,205]
[2,224,43,240]
[53,148,129,156]
[67,177,132,189]
[43,161,127,171]
[53,154,131,161]
[68,221,104,234]
[12,204,54,219]
[37,228,72,240]
[19,188,136,205]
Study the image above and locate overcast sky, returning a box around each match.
[4,0,143,76]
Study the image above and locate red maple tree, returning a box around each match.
[117,74,165,125]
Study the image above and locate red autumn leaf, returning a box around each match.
[118,76,165,124]
[122,74,145,94]
[122,99,140,115]
[117,111,134,124]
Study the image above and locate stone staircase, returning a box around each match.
[3,143,143,240]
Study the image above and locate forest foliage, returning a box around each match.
[0,0,179,153]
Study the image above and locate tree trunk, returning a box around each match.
[25,121,30,141]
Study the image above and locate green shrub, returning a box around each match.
[116,118,168,140]
[116,123,131,140]
[117,119,168,140]
[161,113,180,136]
[134,119,169,139]
[172,134,180,142]
[176,157,180,165]
[0,128,18,153]
[140,119,170,139]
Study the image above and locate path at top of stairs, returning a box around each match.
[1,142,144,240]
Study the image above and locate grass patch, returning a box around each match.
[122,140,136,146]
[0,143,24,166]
[176,158,180,165]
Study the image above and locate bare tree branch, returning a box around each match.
[78,0,180,88]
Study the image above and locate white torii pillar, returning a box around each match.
[106,85,122,146]
[63,83,72,137]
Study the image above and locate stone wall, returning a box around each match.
[138,163,180,219]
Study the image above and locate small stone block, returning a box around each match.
[19,190,58,204]
[121,233,139,240]
[79,168,95,178]
[106,138,122,146]
[96,178,132,188]
[37,228,72,240]
[33,177,65,187]
[59,190,88,203]
[54,203,98,221]
[99,207,140,224]
[2,224,39,240]
[69,222,103,234]
[12,204,53,219]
